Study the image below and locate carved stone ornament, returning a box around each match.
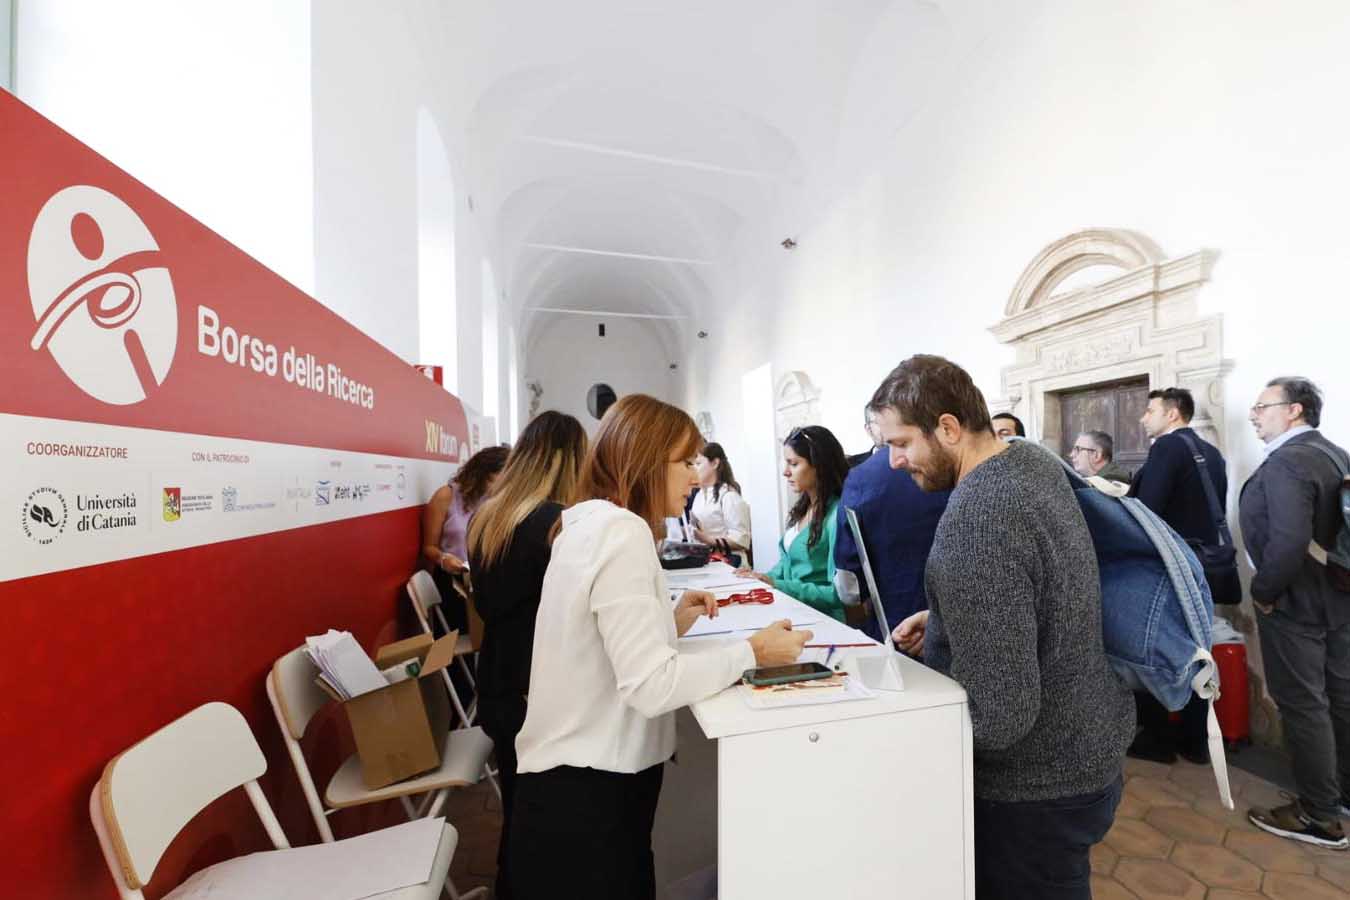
[989,228,1227,454]
[525,378,543,418]
[772,371,823,530]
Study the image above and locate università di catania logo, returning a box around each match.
[28,185,178,405]
[21,487,69,544]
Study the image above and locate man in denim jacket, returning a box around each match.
[1241,376,1350,850]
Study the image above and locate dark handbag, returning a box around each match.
[659,541,713,570]
[1178,432,1243,604]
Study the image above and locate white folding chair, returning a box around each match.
[406,572,502,802]
[267,648,492,900]
[406,571,480,728]
[90,701,457,900]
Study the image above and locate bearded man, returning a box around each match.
[871,354,1133,900]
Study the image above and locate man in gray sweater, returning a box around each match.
[870,355,1134,900]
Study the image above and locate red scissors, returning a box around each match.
[718,588,774,607]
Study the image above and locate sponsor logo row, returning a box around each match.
[19,472,408,545]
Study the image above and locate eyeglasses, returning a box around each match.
[788,427,816,446]
[717,588,774,607]
[1069,445,1098,455]
[1250,401,1293,414]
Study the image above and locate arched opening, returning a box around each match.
[482,259,500,426]
[416,108,456,390]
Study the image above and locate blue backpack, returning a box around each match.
[1015,439,1232,807]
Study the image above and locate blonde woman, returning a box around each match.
[467,411,588,900]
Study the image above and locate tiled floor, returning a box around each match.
[441,758,1350,899]
[1094,757,1350,899]
[443,779,502,896]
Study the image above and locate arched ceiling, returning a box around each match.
[401,0,1003,352]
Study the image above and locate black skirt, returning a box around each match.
[508,762,666,900]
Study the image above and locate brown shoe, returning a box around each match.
[1249,799,1348,850]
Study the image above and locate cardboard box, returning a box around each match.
[342,631,459,789]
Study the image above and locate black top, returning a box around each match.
[468,501,563,702]
[1128,427,1228,545]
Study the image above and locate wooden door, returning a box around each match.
[1057,378,1150,472]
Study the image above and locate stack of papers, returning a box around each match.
[304,630,387,700]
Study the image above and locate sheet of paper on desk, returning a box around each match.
[666,571,763,591]
[682,602,823,637]
[795,617,876,647]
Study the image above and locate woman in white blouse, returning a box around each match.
[689,441,752,565]
[509,394,810,900]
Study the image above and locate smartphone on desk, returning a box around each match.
[742,662,833,687]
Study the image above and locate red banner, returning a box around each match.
[1,91,467,463]
[0,91,472,897]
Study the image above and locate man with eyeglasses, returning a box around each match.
[1069,431,1132,485]
[1240,376,1350,850]
[1127,386,1229,766]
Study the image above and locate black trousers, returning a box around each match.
[1257,609,1350,821]
[508,762,666,900]
[478,693,526,900]
[974,776,1122,900]
[1135,691,1209,753]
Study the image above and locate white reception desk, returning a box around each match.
[653,568,974,900]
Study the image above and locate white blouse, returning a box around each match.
[516,499,757,775]
[689,486,751,549]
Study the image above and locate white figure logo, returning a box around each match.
[28,186,177,404]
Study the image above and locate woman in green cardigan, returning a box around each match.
[736,425,850,622]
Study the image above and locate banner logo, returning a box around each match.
[163,487,182,522]
[28,185,178,405]
[22,487,69,544]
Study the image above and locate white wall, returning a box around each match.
[310,3,492,400]
[692,0,1350,491]
[1,0,13,92]
[416,108,458,385]
[526,316,676,435]
[15,0,314,294]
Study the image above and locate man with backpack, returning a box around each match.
[1241,376,1350,849]
[1128,387,1233,765]
[873,355,1134,900]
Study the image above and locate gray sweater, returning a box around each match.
[924,440,1134,802]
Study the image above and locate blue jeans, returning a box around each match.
[974,776,1122,900]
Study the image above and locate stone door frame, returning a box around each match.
[988,228,1229,455]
